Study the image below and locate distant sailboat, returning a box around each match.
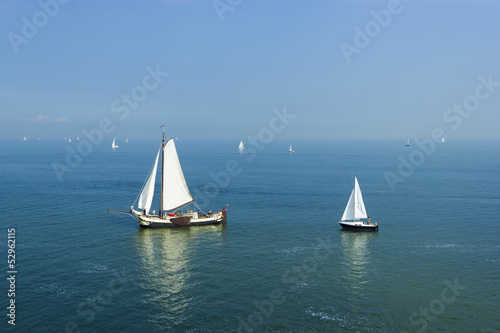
[442,137,445,143]
[406,137,410,147]
[77,137,80,141]
[68,138,72,143]
[112,138,119,149]
[289,144,295,154]
[339,177,379,231]
[22,137,27,141]
[126,138,129,143]
[109,128,227,228]
[239,141,245,150]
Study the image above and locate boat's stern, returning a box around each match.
[214,208,227,222]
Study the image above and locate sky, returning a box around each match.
[1,0,499,140]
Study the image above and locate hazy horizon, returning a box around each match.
[1,0,500,141]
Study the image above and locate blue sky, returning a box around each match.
[1,0,499,140]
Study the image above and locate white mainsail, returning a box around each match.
[112,138,119,149]
[239,141,245,150]
[162,139,194,211]
[341,177,367,221]
[137,147,160,214]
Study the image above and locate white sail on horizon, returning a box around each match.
[239,141,245,150]
[341,177,367,221]
[162,139,194,211]
[137,147,160,214]
[112,138,119,149]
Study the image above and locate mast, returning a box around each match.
[353,178,357,222]
[160,126,165,215]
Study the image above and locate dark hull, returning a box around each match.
[339,222,379,231]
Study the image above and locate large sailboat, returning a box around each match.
[111,129,227,228]
[339,177,378,231]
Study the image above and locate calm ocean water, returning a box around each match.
[2,138,499,332]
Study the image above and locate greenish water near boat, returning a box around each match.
[2,138,499,332]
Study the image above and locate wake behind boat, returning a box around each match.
[339,177,378,231]
[109,128,227,228]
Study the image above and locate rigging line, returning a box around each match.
[194,202,207,215]
[110,211,135,224]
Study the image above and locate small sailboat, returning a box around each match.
[289,144,295,154]
[76,137,80,141]
[238,141,245,150]
[68,138,72,143]
[112,138,119,149]
[126,138,129,143]
[406,137,410,147]
[441,137,445,143]
[109,128,227,228]
[339,177,378,231]
[22,137,27,141]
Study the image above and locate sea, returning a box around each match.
[1,138,499,333]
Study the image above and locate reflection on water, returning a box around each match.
[339,231,378,295]
[134,224,226,327]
